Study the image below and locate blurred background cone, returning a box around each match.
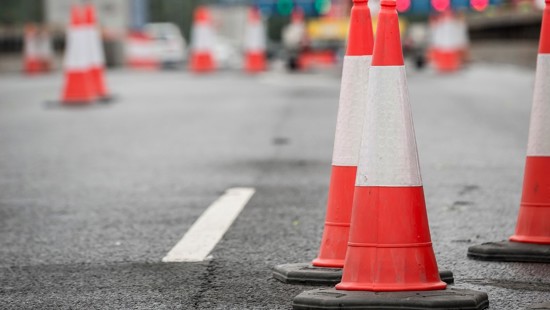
[468,0,550,263]
[293,1,488,309]
[60,5,96,105]
[273,0,374,285]
[430,11,463,73]
[189,6,216,73]
[243,7,267,73]
[84,4,113,102]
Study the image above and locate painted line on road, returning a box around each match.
[162,187,256,263]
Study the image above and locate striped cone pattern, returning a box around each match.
[336,0,446,292]
[190,7,216,73]
[510,0,550,245]
[243,7,267,73]
[61,6,95,104]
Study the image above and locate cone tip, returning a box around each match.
[194,6,211,24]
[249,7,261,23]
[70,5,84,26]
[83,4,96,25]
[371,0,404,65]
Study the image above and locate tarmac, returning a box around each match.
[0,64,549,309]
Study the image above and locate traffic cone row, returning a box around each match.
[59,4,112,106]
[189,6,267,74]
[274,0,453,288]
[275,1,491,309]
[23,24,53,75]
[468,0,550,263]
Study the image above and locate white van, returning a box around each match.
[144,23,187,67]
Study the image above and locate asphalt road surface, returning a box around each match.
[0,64,549,309]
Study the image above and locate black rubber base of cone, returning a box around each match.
[292,288,489,310]
[467,241,550,263]
[272,263,342,285]
[44,98,115,109]
[273,263,455,285]
[530,303,550,309]
[98,94,116,103]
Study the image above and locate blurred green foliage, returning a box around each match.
[0,0,44,25]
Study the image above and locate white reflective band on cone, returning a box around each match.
[527,54,550,156]
[90,27,105,66]
[332,56,372,166]
[356,66,422,187]
[192,24,215,52]
[245,24,266,52]
[64,28,90,70]
[24,33,39,58]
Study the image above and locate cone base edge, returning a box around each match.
[272,263,342,285]
[293,288,489,310]
[467,240,550,263]
[272,263,455,286]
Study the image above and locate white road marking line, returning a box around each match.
[162,187,256,263]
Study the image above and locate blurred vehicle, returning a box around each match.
[144,22,187,68]
[403,22,429,69]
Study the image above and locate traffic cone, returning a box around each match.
[59,5,96,105]
[84,4,113,102]
[468,0,550,263]
[431,11,462,73]
[273,0,454,287]
[243,7,267,73]
[23,24,42,74]
[189,6,216,73]
[293,2,488,309]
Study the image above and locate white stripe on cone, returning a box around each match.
[64,26,90,70]
[24,31,39,60]
[88,24,105,67]
[356,66,422,187]
[192,24,216,53]
[244,23,266,52]
[527,54,550,156]
[332,56,372,166]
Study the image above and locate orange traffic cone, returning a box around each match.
[189,6,216,73]
[431,12,462,73]
[60,5,96,105]
[84,4,113,102]
[293,2,488,309]
[272,0,374,285]
[243,7,267,73]
[468,0,550,263]
[23,24,42,74]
